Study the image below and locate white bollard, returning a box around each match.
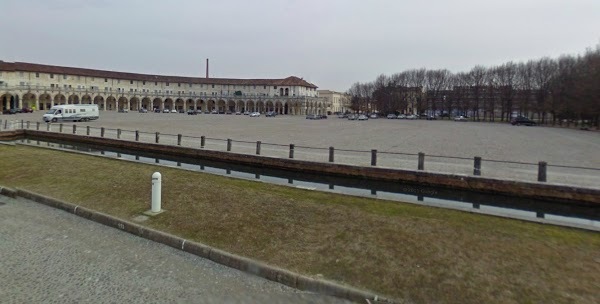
[151,172,162,213]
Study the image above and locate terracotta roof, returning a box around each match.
[0,60,318,88]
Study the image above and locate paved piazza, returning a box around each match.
[0,195,350,304]
[5,111,600,188]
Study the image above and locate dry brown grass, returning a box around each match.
[1,144,599,304]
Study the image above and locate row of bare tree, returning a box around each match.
[347,45,600,126]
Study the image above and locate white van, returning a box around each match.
[43,104,100,123]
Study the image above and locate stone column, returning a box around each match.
[103,99,107,111]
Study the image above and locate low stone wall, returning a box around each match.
[13,130,600,205]
[0,130,24,141]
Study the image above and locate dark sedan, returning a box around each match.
[511,116,537,126]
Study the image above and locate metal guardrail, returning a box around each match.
[3,119,600,188]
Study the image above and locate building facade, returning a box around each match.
[0,61,326,115]
[317,90,350,114]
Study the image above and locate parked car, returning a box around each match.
[347,114,357,120]
[511,116,536,126]
[226,111,233,115]
[138,108,148,113]
[369,114,378,119]
[358,114,368,121]
[320,114,327,119]
[21,107,34,113]
[397,114,406,119]
[454,115,468,121]
[2,108,18,114]
[118,108,129,113]
[426,115,437,120]
[266,111,277,117]
[235,111,242,115]
[306,114,321,120]
[405,114,416,120]
[163,108,170,113]
[170,109,178,113]
[386,114,397,119]
[211,110,218,114]
[249,112,261,117]
[244,111,251,115]
[187,109,197,115]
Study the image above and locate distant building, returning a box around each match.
[317,90,350,114]
[0,60,323,115]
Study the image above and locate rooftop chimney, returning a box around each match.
[206,58,209,79]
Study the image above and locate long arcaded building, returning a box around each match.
[0,61,325,115]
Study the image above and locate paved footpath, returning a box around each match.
[0,195,350,304]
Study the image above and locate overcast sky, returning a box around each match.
[1,0,599,91]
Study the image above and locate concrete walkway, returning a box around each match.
[0,195,350,304]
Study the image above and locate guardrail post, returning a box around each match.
[256,141,261,155]
[289,144,294,158]
[21,120,24,129]
[135,130,139,141]
[46,122,50,131]
[59,123,63,133]
[3,119,7,129]
[371,149,377,166]
[0,119,2,129]
[329,147,334,163]
[26,121,30,129]
[177,134,182,146]
[418,152,425,170]
[473,156,481,176]
[101,127,105,137]
[227,139,232,151]
[538,161,547,182]
[72,124,76,134]
[200,136,205,148]
[36,122,40,130]
[117,129,121,139]
[155,132,160,143]
[86,126,90,136]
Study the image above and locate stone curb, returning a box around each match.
[12,188,393,303]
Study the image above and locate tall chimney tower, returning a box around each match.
[206,58,209,78]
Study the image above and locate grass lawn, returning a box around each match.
[1,144,598,304]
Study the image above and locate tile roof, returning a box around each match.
[0,60,318,88]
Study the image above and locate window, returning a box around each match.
[51,84,55,88]
[64,85,68,89]
[63,75,67,80]
[77,76,81,80]
[189,83,192,88]
[130,80,133,84]
[166,82,169,86]
[130,89,133,92]
[117,79,120,84]
[50,74,54,79]
[80,109,86,112]
[20,81,25,86]
[178,83,181,87]
[105,87,108,91]
[274,86,277,89]
[155,82,157,85]
[264,86,266,89]
[105,78,108,82]
[143,81,146,85]
[36,73,40,78]
[211,84,215,88]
